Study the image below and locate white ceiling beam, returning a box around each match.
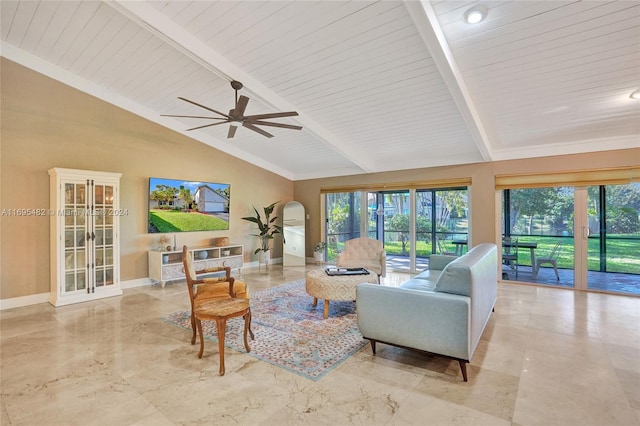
[404,0,494,161]
[108,0,376,173]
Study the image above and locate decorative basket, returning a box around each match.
[213,237,229,247]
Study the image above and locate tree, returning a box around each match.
[386,214,410,255]
[150,184,178,209]
[510,188,559,234]
[178,186,192,209]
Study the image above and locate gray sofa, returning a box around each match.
[356,243,498,381]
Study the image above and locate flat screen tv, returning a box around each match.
[148,177,230,233]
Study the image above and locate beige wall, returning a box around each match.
[295,152,640,257]
[1,58,294,299]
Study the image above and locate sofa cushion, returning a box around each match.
[433,260,472,296]
[413,268,442,282]
[400,278,437,292]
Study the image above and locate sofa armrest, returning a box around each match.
[356,284,471,360]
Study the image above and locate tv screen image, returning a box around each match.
[148,177,230,233]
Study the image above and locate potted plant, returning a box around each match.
[313,241,326,263]
[242,201,283,267]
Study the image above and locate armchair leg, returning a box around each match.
[370,340,377,355]
[190,311,197,345]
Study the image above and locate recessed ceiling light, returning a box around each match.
[463,6,487,24]
[630,89,640,100]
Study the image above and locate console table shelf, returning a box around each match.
[149,244,243,287]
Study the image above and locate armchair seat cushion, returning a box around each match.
[196,280,248,301]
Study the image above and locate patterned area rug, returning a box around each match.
[161,280,367,380]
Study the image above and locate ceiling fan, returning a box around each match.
[162,80,302,138]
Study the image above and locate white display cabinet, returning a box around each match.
[49,168,122,307]
[148,244,243,287]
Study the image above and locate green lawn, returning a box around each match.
[516,236,639,274]
[149,209,228,232]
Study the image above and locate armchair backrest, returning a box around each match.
[182,245,236,303]
[344,237,383,258]
[338,237,386,277]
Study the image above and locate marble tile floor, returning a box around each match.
[1,264,639,425]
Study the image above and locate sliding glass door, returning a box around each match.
[502,187,575,287]
[586,183,640,293]
[324,192,362,263]
[503,183,640,295]
[324,186,468,273]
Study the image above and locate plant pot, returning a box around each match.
[259,250,270,273]
[314,251,324,264]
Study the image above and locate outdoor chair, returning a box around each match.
[502,237,519,280]
[534,241,561,280]
[436,236,457,256]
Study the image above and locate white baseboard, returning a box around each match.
[121,277,153,289]
[0,278,153,310]
[0,292,50,310]
[0,263,283,310]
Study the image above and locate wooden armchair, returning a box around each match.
[182,245,253,375]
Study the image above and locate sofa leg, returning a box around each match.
[370,340,377,355]
[459,360,468,382]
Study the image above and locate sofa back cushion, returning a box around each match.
[433,261,472,296]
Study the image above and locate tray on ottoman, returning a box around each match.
[325,267,369,276]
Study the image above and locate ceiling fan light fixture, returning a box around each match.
[630,89,640,100]
[463,6,487,24]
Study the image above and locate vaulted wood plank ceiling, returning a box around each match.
[2,1,638,180]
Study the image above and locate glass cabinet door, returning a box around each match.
[94,183,116,287]
[63,182,87,293]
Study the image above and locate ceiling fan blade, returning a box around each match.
[243,122,274,138]
[234,95,250,118]
[243,111,299,120]
[185,121,230,131]
[177,97,230,119]
[228,125,238,138]
[161,114,227,120]
[247,120,303,130]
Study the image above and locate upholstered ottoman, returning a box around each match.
[305,269,378,319]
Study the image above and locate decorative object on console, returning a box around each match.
[213,237,229,247]
[158,235,171,251]
[197,250,208,260]
[148,177,230,233]
[161,80,302,139]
